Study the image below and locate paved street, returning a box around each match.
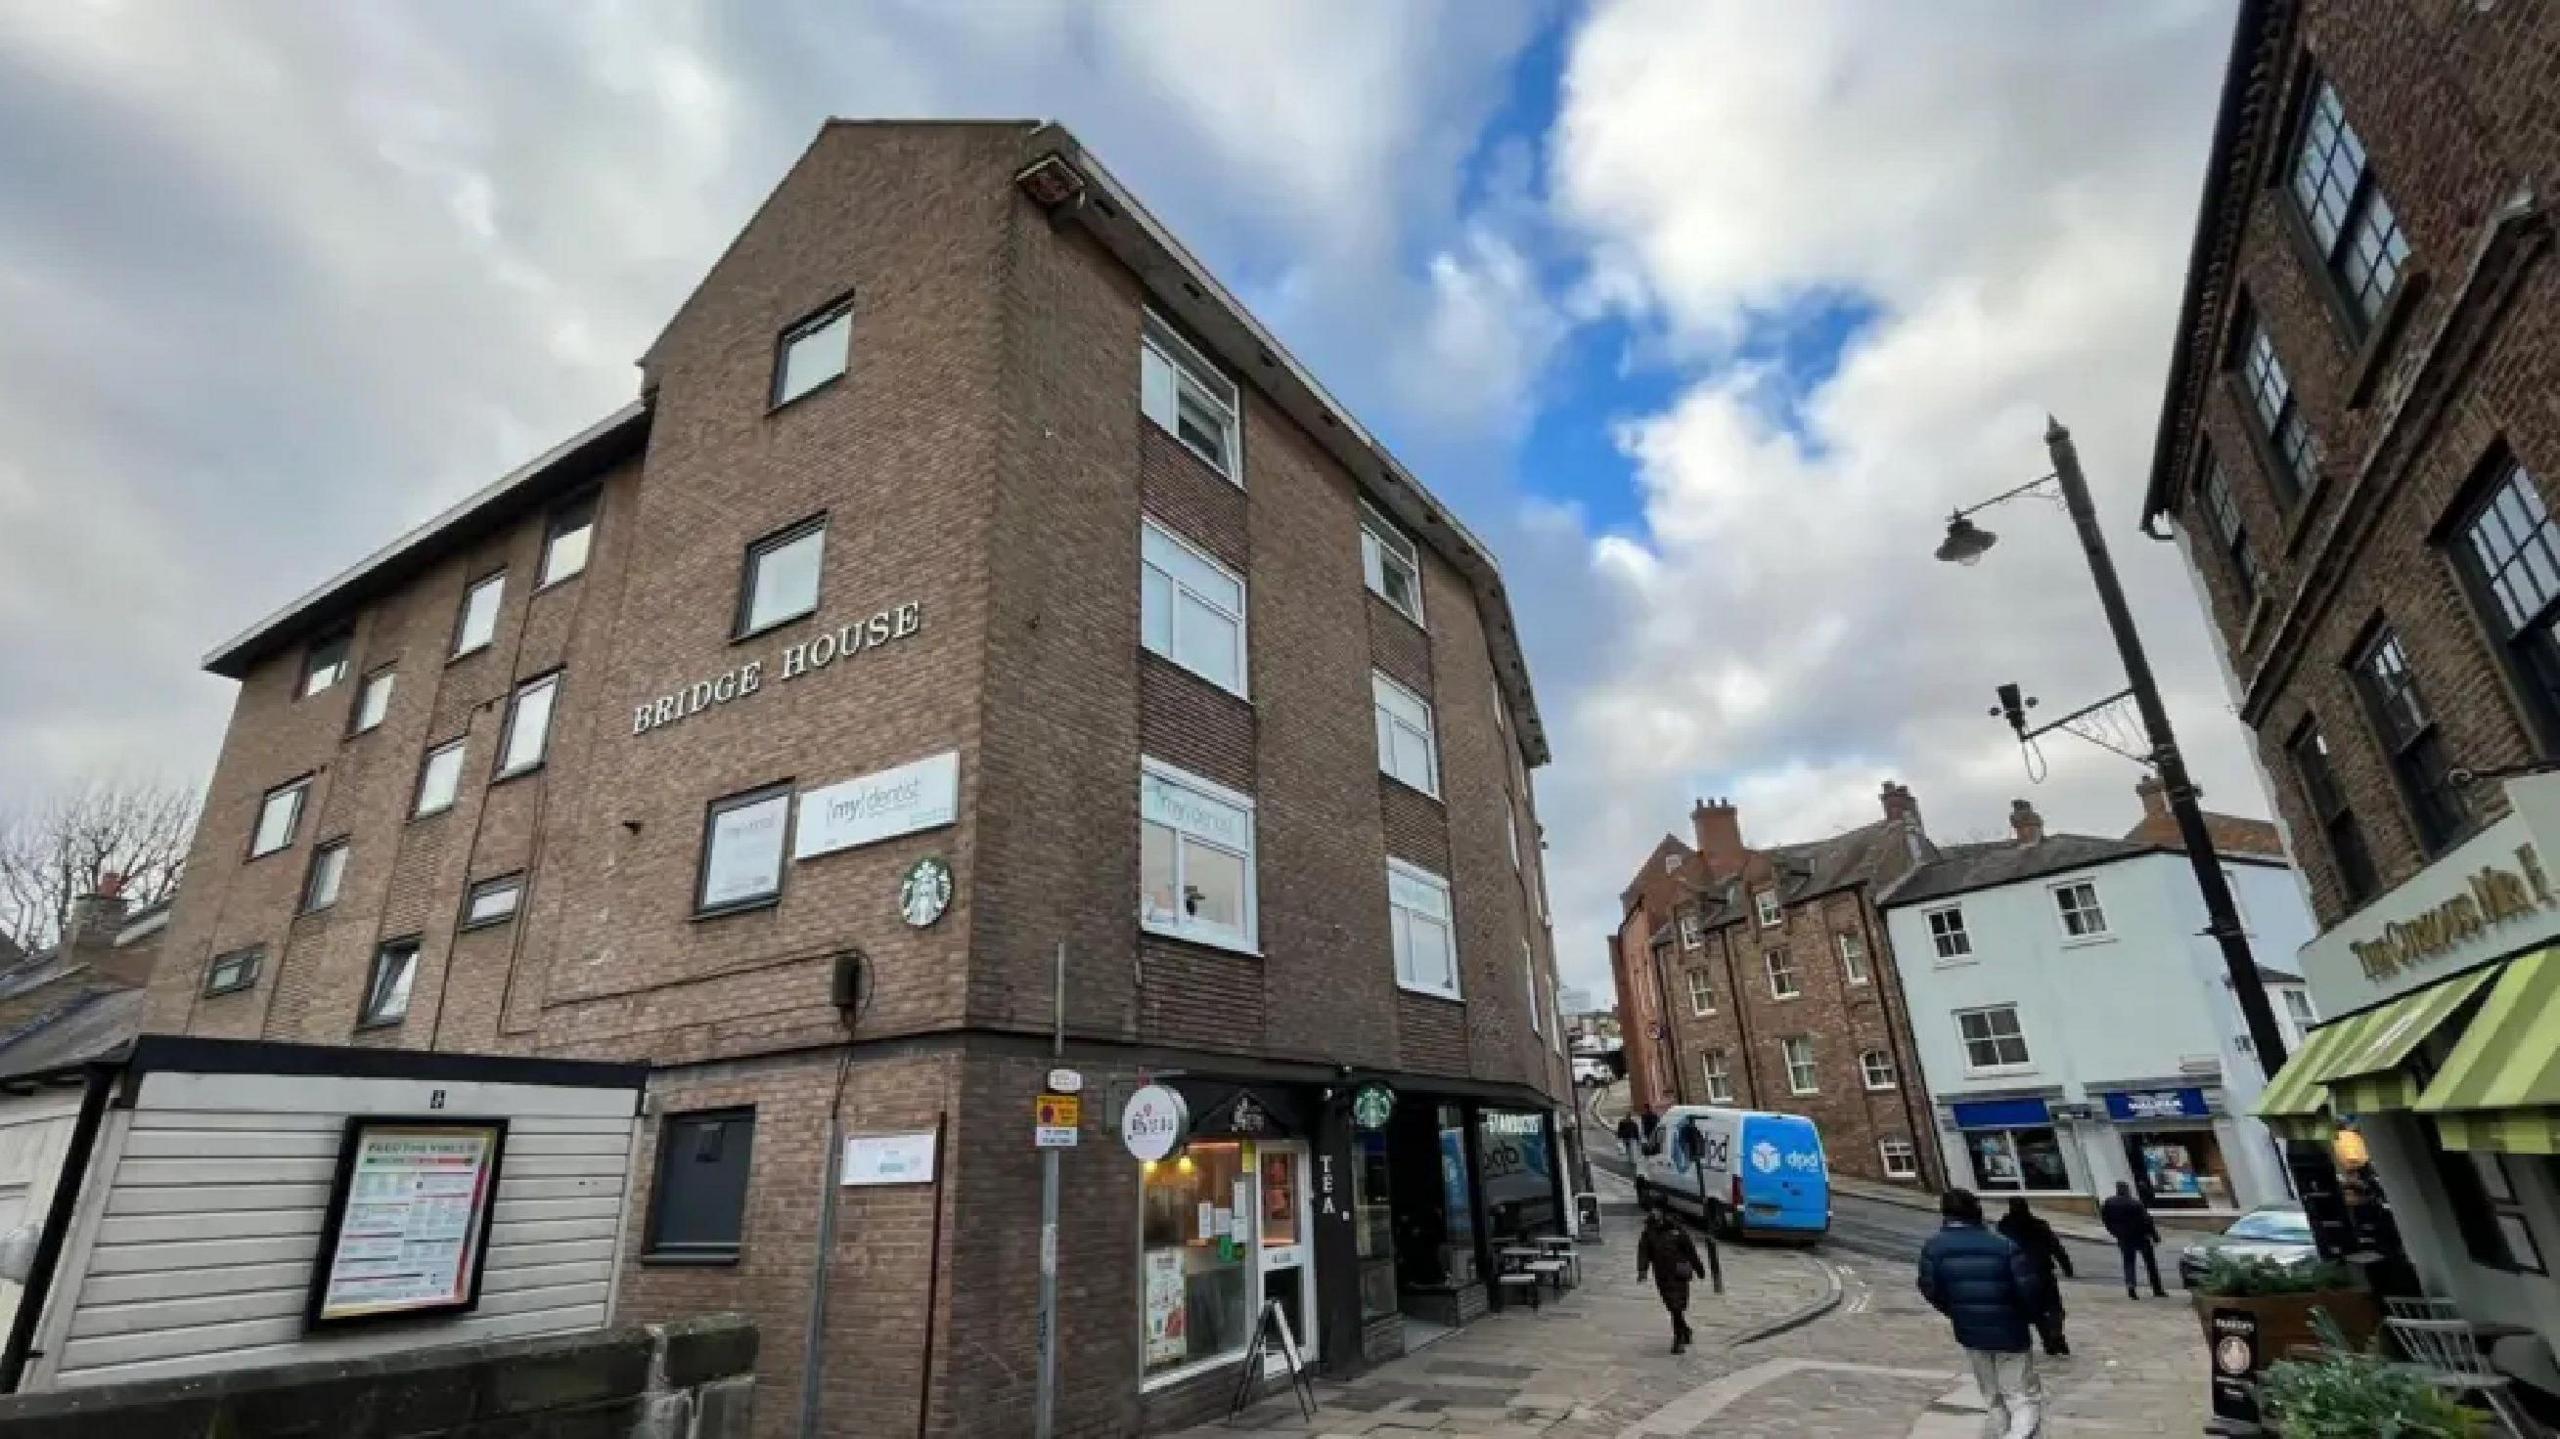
[1183,1133,2211,1438]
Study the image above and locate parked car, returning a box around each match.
[1571,1055,1612,1086]
[2178,1202,2318,1289]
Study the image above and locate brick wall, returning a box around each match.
[2157,2,2560,927]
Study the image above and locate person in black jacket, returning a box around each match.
[1997,1197,2074,1357]
[2099,1181,2166,1299]
[1635,1204,1706,1353]
[1616,1113,1643,1168]
[1918,1188,2046,1438]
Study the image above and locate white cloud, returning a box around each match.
[1395,226,1568,429]
[1527,0,2271,999]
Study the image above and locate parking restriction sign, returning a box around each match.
[1035,1092,1080,1148]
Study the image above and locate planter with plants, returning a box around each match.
[2188,1252,2381,1358]
[2258,1311,2485,1437]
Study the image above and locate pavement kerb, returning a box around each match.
[1729,1250,1842,1347]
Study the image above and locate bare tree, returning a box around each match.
[0,779,198,955]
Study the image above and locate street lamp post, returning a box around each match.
[1938,418,2291,1080]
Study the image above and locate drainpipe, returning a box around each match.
[1718,927,1765,1107]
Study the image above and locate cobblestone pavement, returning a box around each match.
[1178,1168,2211,1438]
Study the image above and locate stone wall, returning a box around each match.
[0,1313,754,1439]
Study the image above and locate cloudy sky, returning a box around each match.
[0,1,2267,1002]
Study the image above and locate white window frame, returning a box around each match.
[1837,930,1870,985]
[1678,911,1703,951]
[497,672,561,778]
[1702,1050,1734,1104]
[1860,1049,1898,1091]
[1686,968,1715,1017]
[352,666,396,734]
[2051,879,2110,941]
[250,777,309,858]
[1879,1138,1920,1180]
[1358,500,1425,626]
[1388,858,1460,1000]
[1754,889,1782,927]
[1782,1037,1819,1095]
[1140,758,1260,955]
[1140,313,1241,482]
[1956,1004,2033,1075]
[1371,672,1441,798]
[1926,905,1972,962]
[1140,519,1249,699]
[2282,988,2316,1028]
[453,571,505,658]
[1765,947,1799,1000]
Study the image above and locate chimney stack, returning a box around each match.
[65,873,130,954]
[2009,799,2045,845]
[1691,796,1746,881]
[2135,775,2172,819]
[1879,780,1924,834]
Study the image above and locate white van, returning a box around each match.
[1633,1105,1831,1242]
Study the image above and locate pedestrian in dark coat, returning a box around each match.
[1918,1188,2046,1438]
[1635,1205,1706,1353]
[1997,1197,2074,1357]
[1638,1106,1660,1145]
[2098,1181,2166,1299]
[1616,1113,1643,1168]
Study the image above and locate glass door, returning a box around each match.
[1257,1142,1316,1371]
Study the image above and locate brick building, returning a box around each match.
[1607,833,1709,1115]
[2143,0,2560,1367]
[151,122,1568,1436]
[1627,785,1942,1189]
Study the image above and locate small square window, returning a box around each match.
[453,572,505,658]
[736,517,825,639]
[1926,906,1972,961]
[498,672,561,777]
[645,1109,756,1262]
[301,633,351,698]
[540,491,598,587]
[2053,880,2109,939]
[1860,1049,1898,1091]
[1879,1138,1920,1180]
[415,738,467,817]
[302,839,349,913]
[360,938,420,1026]
[1957,1005,2032,1072]
[773,301,852,407]
[1754,890,1782,927]
[352,666,396,734]
[462,873,525,930]
[1140,314,1241,480]
[698,784,791,915]
[250,777,309,858]
[203,947,262,997]
[1359,501,1425,626]
[1782,1037,1818,1095]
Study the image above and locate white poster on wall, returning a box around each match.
[794,751,960,862]
[843,1130,938,1186]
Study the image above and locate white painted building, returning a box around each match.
[1881,792,2318,1214]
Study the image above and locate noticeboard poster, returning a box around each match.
[307,1117,508,1327]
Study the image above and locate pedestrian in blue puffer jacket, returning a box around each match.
[1917,1188,2047,1438]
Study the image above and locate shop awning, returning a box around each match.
[2317,967,2502,1114]
[2252,1020,2360,1138]
[2416,947,2560,1154]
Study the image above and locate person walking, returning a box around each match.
[1616,1112,1643,1169]
[1918,1188,2046,1439]
[1996,1197,2074,1357]
[2099,1181,2166,1299]
[1638,1105,1661,1147]
[1635,1204,1706,1354]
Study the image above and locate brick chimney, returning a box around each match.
[2136,774,2171,820]
[65,873,130,953]
[1691,796,1746,881]
[2010,799,2044,845]
[1879,780,1924,834]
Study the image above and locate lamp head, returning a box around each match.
[1936,514,1997,566]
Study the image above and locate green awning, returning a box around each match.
[2416,948,2560,1154]
[2318,967,2503,1114]
[2253,1019,2361,1126]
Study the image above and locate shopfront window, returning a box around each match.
[1965,1127,2069,1191]
[1476,1111,1556,1242]
[1437,1105,1476,1282]
[1140,1142,1251,1382]
[1353,1130,1397,1323]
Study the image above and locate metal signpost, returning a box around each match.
[1676,1120,1724,1295]
[1035,941,1066,1439]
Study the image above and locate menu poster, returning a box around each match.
[1142,1249,1188,1365]
[307,1118,508,1328]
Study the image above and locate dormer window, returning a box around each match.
[1754,889,1781,927]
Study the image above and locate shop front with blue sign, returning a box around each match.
[1948,1097,2074,1193]
[2092,1085,2230,1208]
